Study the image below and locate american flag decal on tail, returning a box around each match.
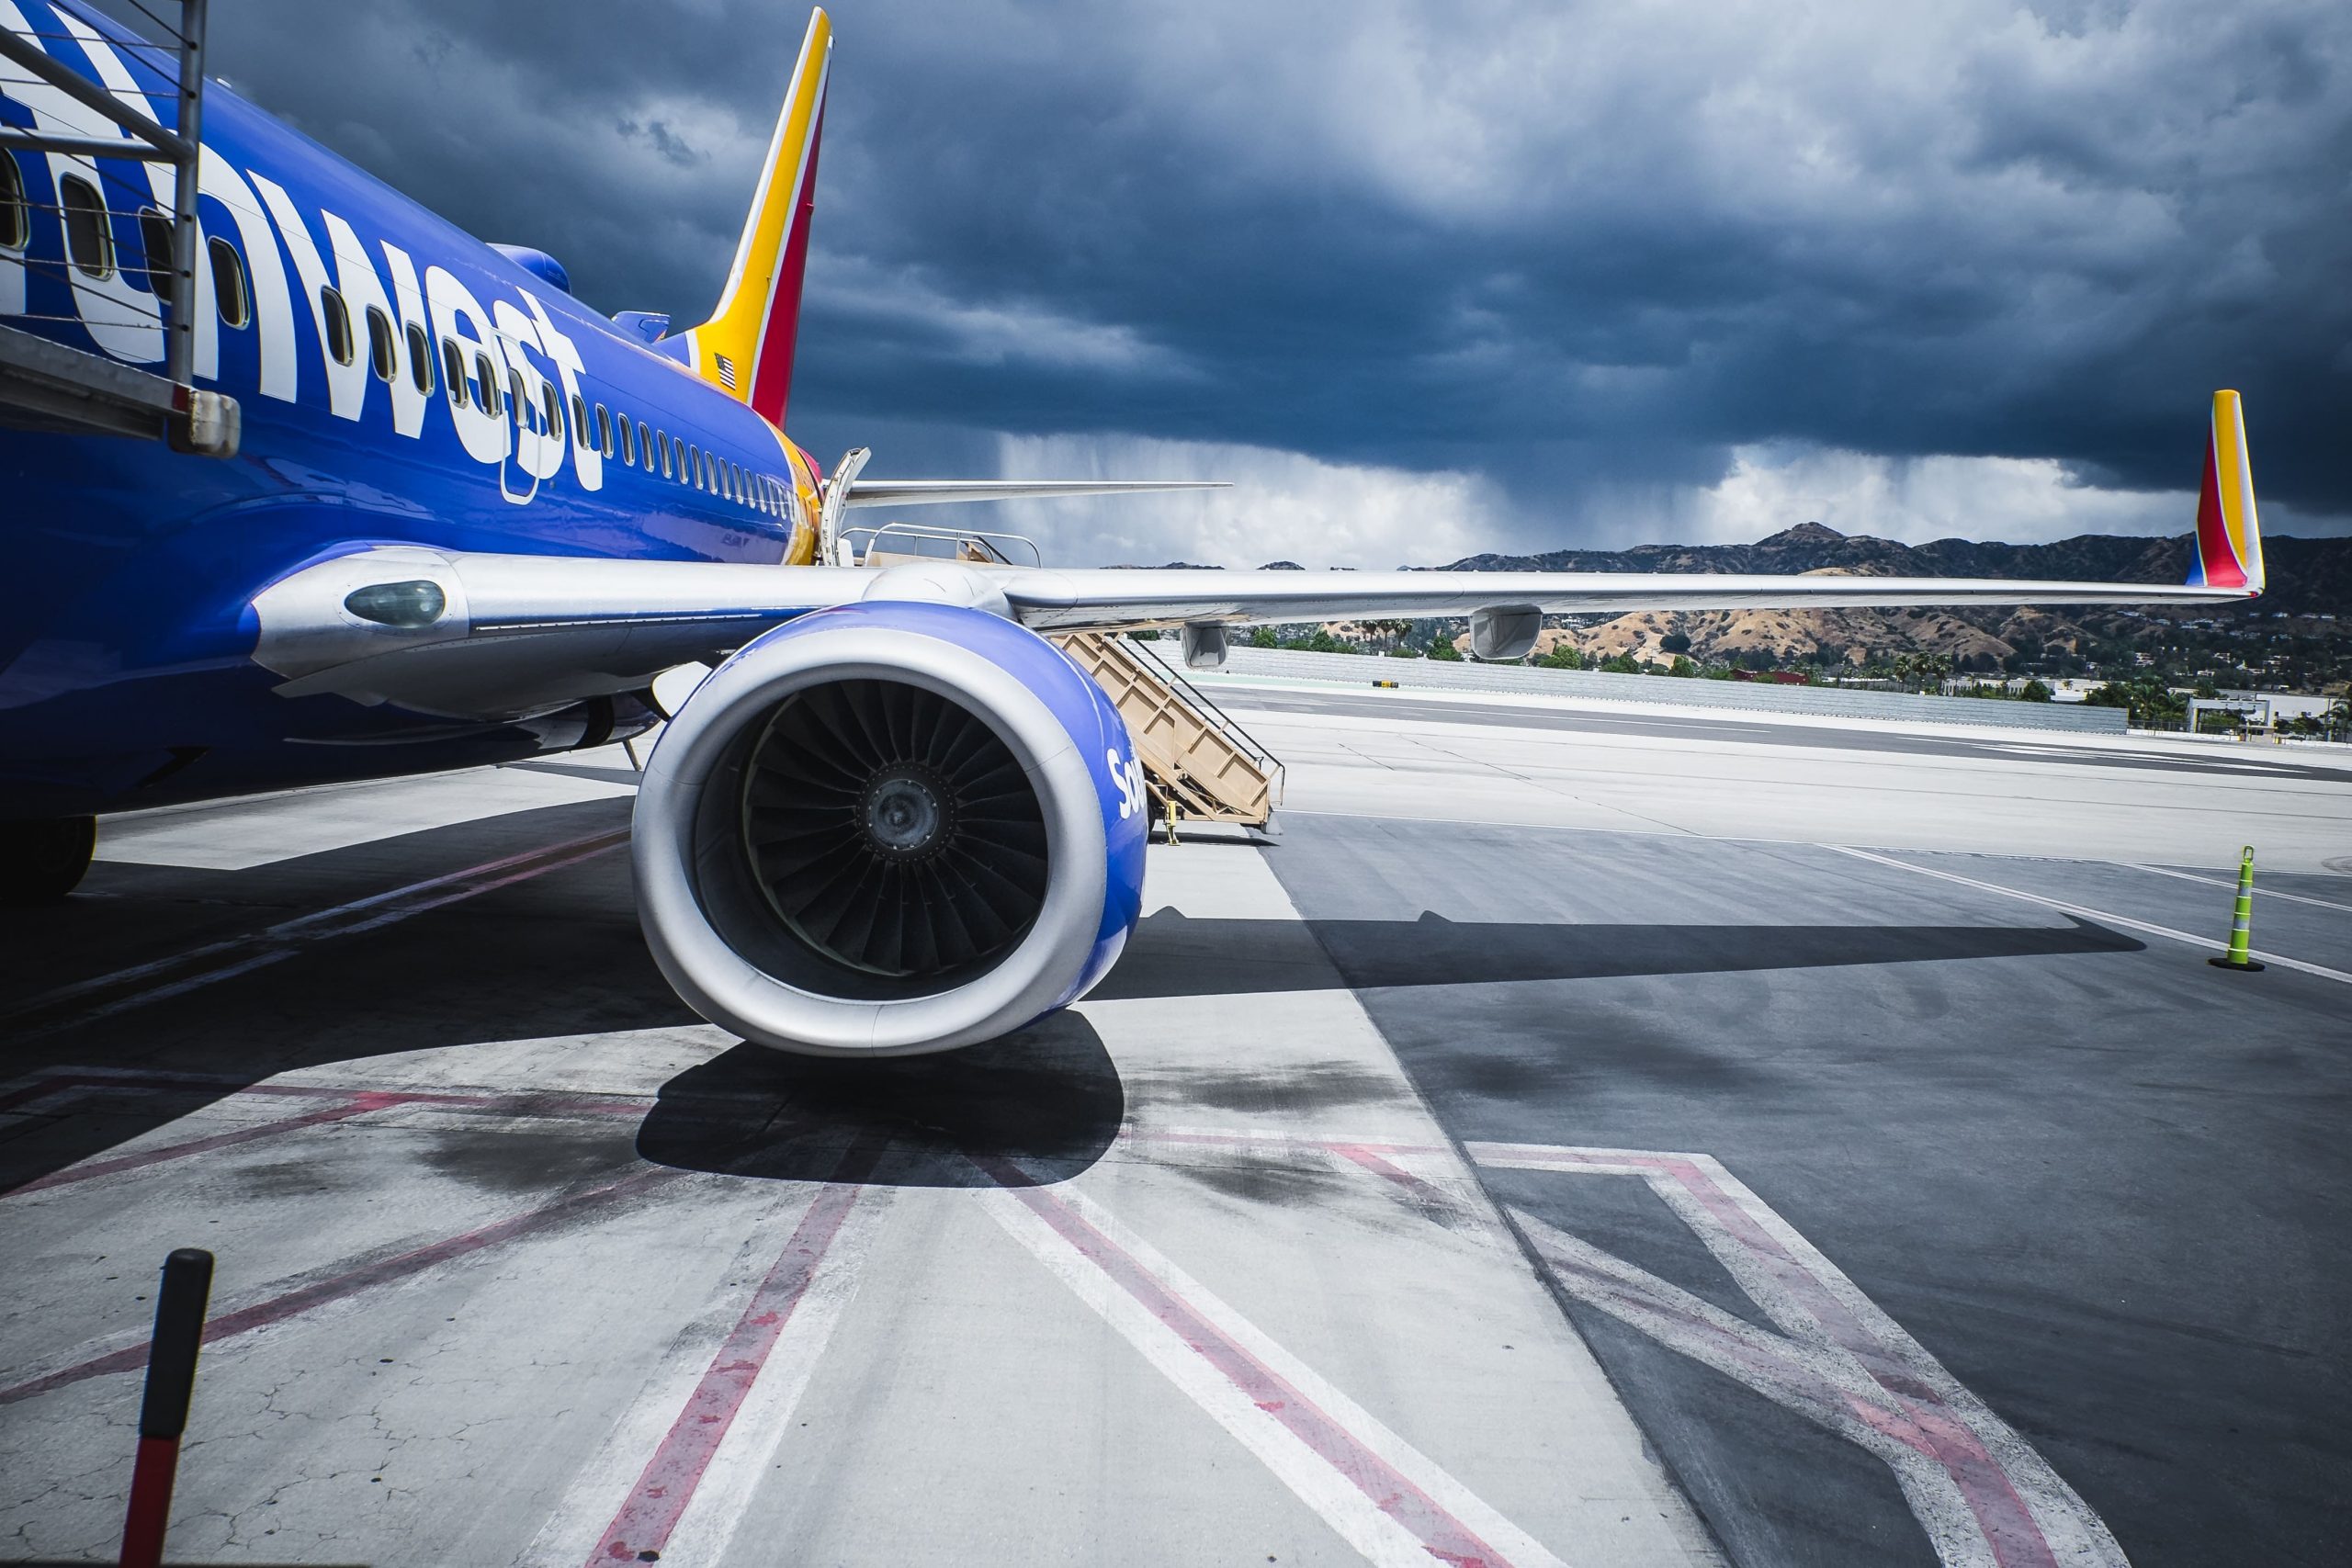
[716,355,738,391]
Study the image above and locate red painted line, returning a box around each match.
[1122,1126,1448,1159]
[5,1094,392,1197]
[1,1077,662,1197]
[1329,1143,1476,1221]
[589,1145,881,1565]
[1,1068,657,1118]
[0,1168,676,1408]
[978,1154,1510,1568]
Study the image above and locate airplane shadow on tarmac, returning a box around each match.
[1,882,2139,1196]
[1091,907,2145,1000]
[637,1010,1124,1189]
[637,910,2142,1188]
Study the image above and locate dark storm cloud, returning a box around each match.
[94,0,2352,541]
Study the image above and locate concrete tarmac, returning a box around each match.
[3,692,2346,1567]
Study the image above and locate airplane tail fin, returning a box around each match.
[682,7,831,428]
[2189,389,2264,595]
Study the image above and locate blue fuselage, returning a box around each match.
[2,0,819,818]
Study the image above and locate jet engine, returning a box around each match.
[632,602,1148,1055]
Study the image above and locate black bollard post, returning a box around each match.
[119,1248,214,1568]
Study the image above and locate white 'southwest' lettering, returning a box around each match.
[524,292,601,493]
[425,265,510,468]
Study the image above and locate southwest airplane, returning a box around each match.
[0,3,2269,1055]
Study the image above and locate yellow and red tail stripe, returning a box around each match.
[2188,389,2263,593]
[683,8,831,429]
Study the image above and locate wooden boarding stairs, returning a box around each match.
[1051,632,1283,832]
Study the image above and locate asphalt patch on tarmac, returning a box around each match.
[1261,810,2350,1568]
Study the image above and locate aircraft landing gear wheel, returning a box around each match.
[2,817,96,906]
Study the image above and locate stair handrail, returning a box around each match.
[841,522,1043,569]
[1125,635,1284,795]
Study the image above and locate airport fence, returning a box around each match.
[1210,648,2131,735]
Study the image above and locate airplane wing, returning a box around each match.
[252,392,2266,718]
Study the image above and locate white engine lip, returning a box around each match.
[632,621,1108,1057]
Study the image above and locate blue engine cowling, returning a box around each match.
[631,601,1148,1056]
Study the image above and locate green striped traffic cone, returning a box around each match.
[2207,845,2266,972]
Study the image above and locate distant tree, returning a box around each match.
[1250,626,1278,648]
[1667,656,1697,677]
[1659,632,1692,656]
[1429,638,1464,662]
[2019,679,2053,702]
[1600,652,1641,674]
[1537,643,1586,670]
[2085,677,2186,728]
[1388,647,1422,659]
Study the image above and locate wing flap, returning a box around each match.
[989,569,2254,632]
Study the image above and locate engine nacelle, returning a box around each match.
[632,602,1148,1056]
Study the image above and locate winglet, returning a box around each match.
[2188,390,2264,595]
[680,8,831,428]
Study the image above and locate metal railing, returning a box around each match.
[842,521,1044,569]
[0,0,231,451]
[1127,634,1286,800]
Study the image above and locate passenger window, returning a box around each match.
[639,423,653,471]
[366,306,396,381]
[208,236,248,328]
[475,353,501,415]
[509,371,528,427]
[442,339,468,407]
[656,429,672,478]
[137,208,175,305]
[405,321,433,392]
[570,394,588,447]
[59,175,113,279]
[0,152,26,250]
[320,287,353,365]
[595,404,614,458]
[544,385,561,438]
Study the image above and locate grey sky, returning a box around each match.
[101,0,2352,563]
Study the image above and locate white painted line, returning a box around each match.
[659,1190,889,1564]
[96,761,635,869]
[1476,1144,2129,1568]
[509,1184,887,1568]
[978,1170,1571,1568]
[5,829,629,1038]
[1826,845,2352,985]
[2123,862,2352,916]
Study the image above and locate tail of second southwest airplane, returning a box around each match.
[2189,389,2264,594]
[680,8,832,429]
